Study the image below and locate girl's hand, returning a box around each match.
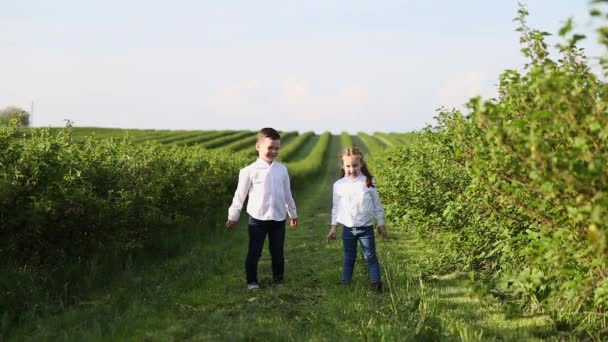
[327,226,337,241]
[290,218,298,228]
[377,225,388,237]
[225,220,238,229]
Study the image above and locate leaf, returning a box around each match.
[558,18,573,37]
[589,121,602,132]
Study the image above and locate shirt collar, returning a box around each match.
[255,158,275,168]
[344,174,365,182]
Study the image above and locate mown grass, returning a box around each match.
[5,133,573,341]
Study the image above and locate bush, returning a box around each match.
[0,121,245,266]
[373,7,608,334]
[0,107,30,126]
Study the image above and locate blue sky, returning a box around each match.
[0,1,603,133]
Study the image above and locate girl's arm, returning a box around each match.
[371,186,387,237]
[371,185,385,226]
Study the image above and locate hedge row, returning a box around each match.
[373,11,608,334]
[1,122,245,266]
[286,132,331,183]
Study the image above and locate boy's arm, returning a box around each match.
[227,168,252,222]
[331,182,339,226]
[283,170,297,220]
[328,183,339,241]
[327,224,337,241]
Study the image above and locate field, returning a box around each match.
[4,5,608,340]
[3,124,588,341]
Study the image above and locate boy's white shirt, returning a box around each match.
[331,175,385,227]
[228,159,297,222]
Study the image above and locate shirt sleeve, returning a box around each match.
[331,182,339,225]
[283,169,297,219]
[227,167,252,221]
[371,185,385,226]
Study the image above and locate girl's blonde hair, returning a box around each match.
[339,147,374,188]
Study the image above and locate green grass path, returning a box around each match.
[11,135,566,341]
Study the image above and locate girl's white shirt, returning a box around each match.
[228,159,297,222]
[331,175,385,227]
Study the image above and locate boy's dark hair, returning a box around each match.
[257,127,281,142]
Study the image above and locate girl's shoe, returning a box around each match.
[369,282,383,292]
[338,280,350,286]
[247,282,260,290]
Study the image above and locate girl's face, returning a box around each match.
[342,155,363,179]
[256,137,280,163]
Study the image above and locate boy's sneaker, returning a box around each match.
[247,282,260,290]
[338,280,350,286]
[369,282,383,292]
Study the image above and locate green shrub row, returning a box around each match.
[129,130,176,143]
[286,132,331,184]
[0,122,245,266]
[154,130,209,144]
[278,131,314,162]
[373,10,608,335]
[339,132,354,149]
[170,130,233,146]
[199,131,253,149]
[373,132,412,146]
[221,131,299,157]
[357,132,386,157]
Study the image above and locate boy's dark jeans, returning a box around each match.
[246,216,286,284]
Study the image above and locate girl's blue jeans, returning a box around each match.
[246,216,285,284]
[341,225,381,284]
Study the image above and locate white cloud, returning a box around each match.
[281,79,310,106]
[206,83,250,117]
[337,83,369,110]
[434,71,494,110]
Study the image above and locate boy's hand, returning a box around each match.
[289,218,298,228]
[326,226,337,241]
[225,220,238,229]
[377,225,388,237]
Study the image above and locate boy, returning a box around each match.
[226,128,298,290]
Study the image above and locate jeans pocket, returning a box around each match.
[248,216,261,226]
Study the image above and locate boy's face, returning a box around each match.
[256,137,280,163]
[342,155,362,179]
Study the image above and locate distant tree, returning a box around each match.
[0,106,30,126]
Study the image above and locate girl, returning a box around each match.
[327,147,387,291]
